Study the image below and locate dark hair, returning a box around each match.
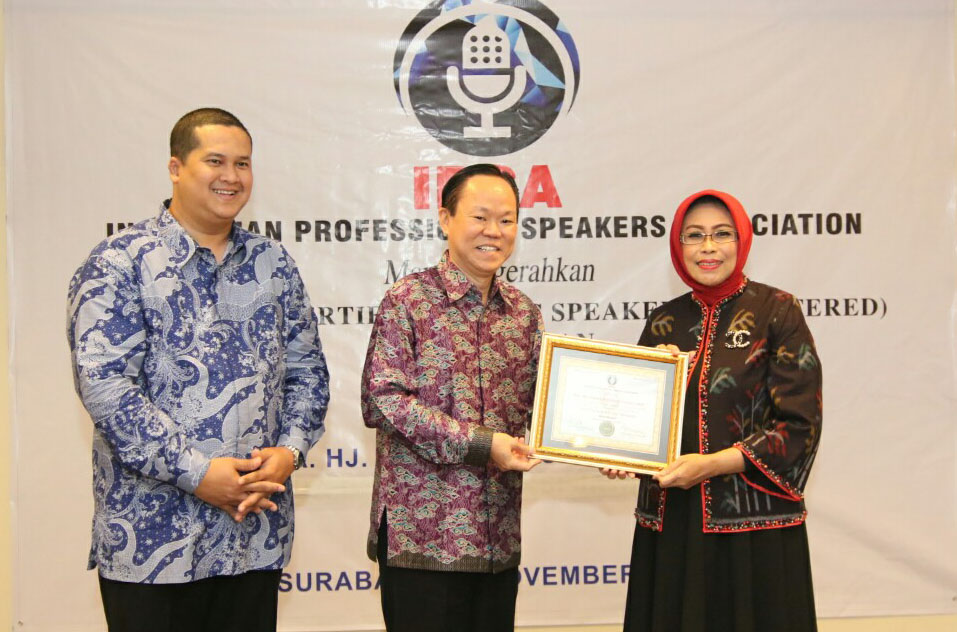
[440,164,520,215]
[686,194,730,216]
[169,108,251,160]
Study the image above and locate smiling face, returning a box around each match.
[439,173,518,298]
[168,124,252,237]
[680,202,739,287]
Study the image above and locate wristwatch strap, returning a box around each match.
[281,445,302,470]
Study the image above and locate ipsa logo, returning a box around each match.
[394,0,580,157]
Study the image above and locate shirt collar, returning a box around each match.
[437,250,512,307]
[157,199,248,267]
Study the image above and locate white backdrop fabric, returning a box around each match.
[6,1,956,630]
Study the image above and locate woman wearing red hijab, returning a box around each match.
[609,190,822,631]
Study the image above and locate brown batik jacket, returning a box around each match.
[636,280,823,532]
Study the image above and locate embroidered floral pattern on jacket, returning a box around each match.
[635,281,822,533]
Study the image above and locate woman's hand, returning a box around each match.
[599,347,698,484]
[655,343,695,364]
[653,448,744,489]
[599,468,637,480]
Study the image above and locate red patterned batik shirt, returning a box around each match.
[362,251,543,572]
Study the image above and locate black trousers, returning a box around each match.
[98,569,282,632]
[377,518,519,632]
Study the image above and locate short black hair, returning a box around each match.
[169,108,251,161]
[440,164,520,215]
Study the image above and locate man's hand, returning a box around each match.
[235,447,297,515]
[194,456,286,521]
[490,433,542,472]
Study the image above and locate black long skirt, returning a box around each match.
[623,483,817,632]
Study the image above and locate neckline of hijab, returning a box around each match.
[669,189,753,307]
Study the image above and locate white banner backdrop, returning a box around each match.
[6,0,956,629]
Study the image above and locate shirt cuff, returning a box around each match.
[277,433,312,468]
[175,449,212,494]
[464,426,495,466]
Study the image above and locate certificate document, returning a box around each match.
[529,333,688,474]
[551,357,665,453]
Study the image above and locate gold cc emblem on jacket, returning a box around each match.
[725,329,751,349]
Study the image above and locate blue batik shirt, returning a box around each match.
[67,201,329,583]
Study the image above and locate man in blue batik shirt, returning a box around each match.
[67,108,329,632]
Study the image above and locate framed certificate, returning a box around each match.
[528,333,689,474]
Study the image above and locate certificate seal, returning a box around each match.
[599,420,615,437]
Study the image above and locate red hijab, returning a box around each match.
[669,189,753,306]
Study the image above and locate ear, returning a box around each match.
[438,206,451,237]
[168,157,182,183]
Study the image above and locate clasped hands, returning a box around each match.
[194,446,297,522]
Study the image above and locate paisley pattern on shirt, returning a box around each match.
[362,252,542,572]
[68,203,329,583]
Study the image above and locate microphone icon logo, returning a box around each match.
[394,0,580,156]
[446,17,527,138]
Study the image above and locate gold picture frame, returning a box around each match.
[528,333,689,474]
